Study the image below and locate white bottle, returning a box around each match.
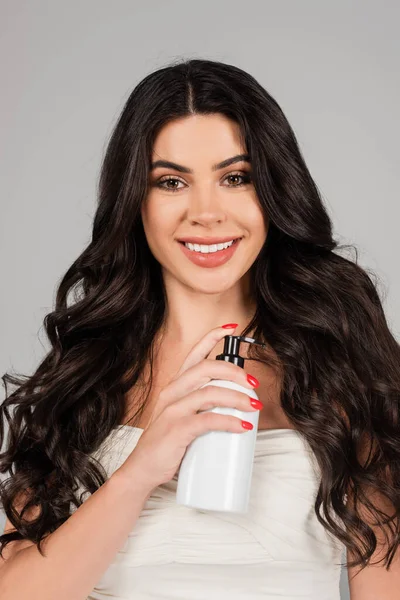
[176,335,266,514]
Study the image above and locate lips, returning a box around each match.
[178,236,242,268]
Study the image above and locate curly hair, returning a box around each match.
[1,57,399,571]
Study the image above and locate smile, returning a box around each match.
[178,238,242,268]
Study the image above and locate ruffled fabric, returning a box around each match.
[82,426,344,600]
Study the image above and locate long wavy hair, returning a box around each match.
[1,58,400,571]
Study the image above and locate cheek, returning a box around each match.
[141,203,163,239]
[142,196,182,232]
[258,214,269,240]
[141,202,175,257]
[244,204,269,241]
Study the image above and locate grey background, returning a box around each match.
[1,1,399,598]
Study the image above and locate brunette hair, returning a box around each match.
[1,58,399,570]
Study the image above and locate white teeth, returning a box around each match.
[184,239,235,253]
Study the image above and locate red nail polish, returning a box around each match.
[250,398,263,410]
[242,420,253,430]
[247,374,259,388]
[221,323,238,329]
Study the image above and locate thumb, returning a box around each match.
[173,324,238,379]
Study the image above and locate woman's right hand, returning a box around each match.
[117,324,261,493]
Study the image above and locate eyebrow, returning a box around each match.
[150,153,251,173]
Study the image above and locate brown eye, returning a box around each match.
[223,172,252,187]
[155,177,185,192]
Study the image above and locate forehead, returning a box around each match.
[151,114,246,165]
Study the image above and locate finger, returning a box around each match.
[162,357,254,409]
[167,386,260,422]
[174,324,238,378]
[190,411,251,439]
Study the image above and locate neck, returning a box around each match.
[159,276,255,348]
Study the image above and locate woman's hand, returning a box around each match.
[118,325,260,492]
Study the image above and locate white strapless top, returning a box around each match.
[79,426,345,600]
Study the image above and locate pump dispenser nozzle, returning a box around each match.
[216,335,266,368]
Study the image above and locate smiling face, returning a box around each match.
[141,113,268,294]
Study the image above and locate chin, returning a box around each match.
[185,274,242,294]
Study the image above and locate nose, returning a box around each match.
[186,187,228,227]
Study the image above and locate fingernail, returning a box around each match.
[242,420,253,430]
[221,323,238,329]
[249,398,263,410]
[247,374,260,388]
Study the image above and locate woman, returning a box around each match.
[1,58,399,599]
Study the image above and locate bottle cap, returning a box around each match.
[216,335,266,368]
